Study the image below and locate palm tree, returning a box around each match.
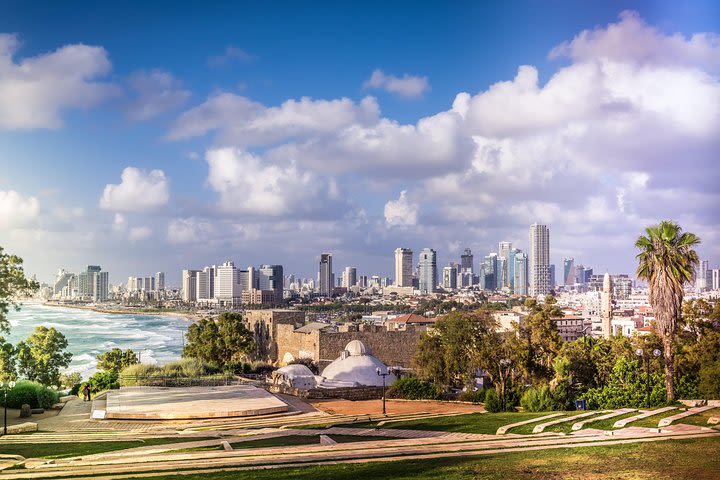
[635,221,700,401]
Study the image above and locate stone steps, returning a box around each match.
[658,405,717,427]
[612,406,677,428]
[572,409,636,431]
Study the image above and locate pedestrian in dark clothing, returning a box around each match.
[82,384,90,402]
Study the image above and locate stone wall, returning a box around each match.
[268,384,384,400]
[317,328,422,369]
[244,310,306,362]
[275,323,320,365]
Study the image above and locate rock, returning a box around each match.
[51,403,65,410]
[6,422,37,434]
[30,408,45,415]
[708,416,719,425]
[19,404,31,418]
[59,395,76,403]
[221,441,233,451]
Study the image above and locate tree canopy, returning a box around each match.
[96,348,139,373]
[183,312,255,369]
[0,247,39,334]
[16,326,73,387]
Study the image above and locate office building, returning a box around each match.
[697,260,709,290]
[394,248,413,287]
[418,248,437,294]
[442,263,458,290]
[460,248,474,272]
[564,258,575,286]
[529,223,550,296]
[484,253,497,290]
[319,253,333,296]
[182,269,199,303]
[514,252,528,295]
[155,272,165,291]
[341,266,357,288]
[498,241,512,288]
[77,265,108,302]
[712,269,720,291]
[260,264,284,302]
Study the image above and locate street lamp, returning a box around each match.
[0,380,16,436]
[636,348,662,408]
[376,367,393,416]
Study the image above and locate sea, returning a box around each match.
[4,303,188,379]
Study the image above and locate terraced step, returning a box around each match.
[533,411,610,434]
[612,406,677,428]
[572,409,636,431]
[496,413,564,435]
[658,405,717,427]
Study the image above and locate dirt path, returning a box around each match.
[308,399,485,415]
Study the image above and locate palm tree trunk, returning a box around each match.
[663,335,674,402]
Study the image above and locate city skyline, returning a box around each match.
[1,3,719,284]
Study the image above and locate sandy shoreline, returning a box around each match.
[38,301,201,322]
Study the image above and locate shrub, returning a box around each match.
[88,370,119,393]
[458,388,486,404]
[520,385,557,412]
[483,389,503,413]
[69,383,82,396]
[387,377,442,400]
[36,387,59,409]
[698,361,720,399]
[584,357,666,409]
[5,381,58,409]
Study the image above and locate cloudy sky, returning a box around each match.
[0,1,718,285]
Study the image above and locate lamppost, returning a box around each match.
[1,380,16,436]
[635,348,662,408]
[376,367,393,416]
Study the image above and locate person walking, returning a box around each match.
[82,384,90,402]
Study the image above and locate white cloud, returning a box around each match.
[126,69,190,120]
[128,226,152,242]
[112,213,127,232]
[206,148,337,217]
[0,33,118,130]
[168,93,379,144]
[0,190,40,228]
[384,190,418,227]
[364,69,430,98]
[99,167,170,212]
[167,217,213,244]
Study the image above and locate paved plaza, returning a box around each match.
[104,385,289,420]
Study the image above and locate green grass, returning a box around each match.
[130,436,720,480]
[581,410,639,431]
[631,409,685,428]
[673,407,720,427]
[0,437,216,459]
[366,412,557,435]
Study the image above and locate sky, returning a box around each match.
[0,1,719,286]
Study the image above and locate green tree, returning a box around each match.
[636,221,700,401]
[0,336,16,382]
[518,297,563,383]
[0,247,40,334]
[59,371,82,388]
[96,348,139,373]
[183,312,254,368]
[16,326,73,386]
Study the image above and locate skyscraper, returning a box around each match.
[442,263,458,290]
[498,241,512,288]
[484,253,498,291]
[260,264,284,302]
[155,272,165,291]
[215,261,239,303]
[181,269,199,303]
[341,266,357,288]
[697,260,709,290]
[394,248,413,287]
[529,223,550,297]
[418,248,437,294]
[513,252,528,295]
[319,253,333,296]
[602,272,613,339]
[564,258,575,286]
[460,248,474,272]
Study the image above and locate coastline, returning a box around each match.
[37,301,201,323]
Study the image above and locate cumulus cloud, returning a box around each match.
[0,190,40,228]
[0,33,118,130]
[206,148,339,217]
[99,167,170,212]
[363,69,430,98]
[384,190,418,226]
[168,94,379,144]
[167,217,214,244]
[125,69,191,120]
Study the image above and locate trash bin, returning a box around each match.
[575,399,587,411]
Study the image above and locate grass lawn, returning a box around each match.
[631,409,685,428]
[129,436,720,480]
[581,410,639,431]
[0,437,216,459]
[177,435,398,453]
[673,407,720,427]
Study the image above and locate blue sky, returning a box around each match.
[0,1,718,285]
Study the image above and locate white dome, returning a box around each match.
[321,354,395,387]
[273,364,317,389]
[345,340,370,356]
[276,364,314,379]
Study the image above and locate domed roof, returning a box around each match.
[321,353,395,387]
[276,364,315,379]
[345,339,370,356]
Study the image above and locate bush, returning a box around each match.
[698,361,720,399]
[387,377,442,400]
[484,389,503,413]
[458,388,486,404]
[5,381,58,409]
[520,385,557,412]
[88,370,119,393]
[584,357,666,409]
[69,383,82,396]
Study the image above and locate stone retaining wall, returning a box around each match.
[268,384,384,400]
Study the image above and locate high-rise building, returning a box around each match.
[498,241,512,288]
[583,267,593,284]
[215,261,240,303]
[341,266,357,288]
[508,248,520,290]
[155,272,165,291]
[358,275,368,289]
[77,265,107,302]
[460,248,474,272]
[513,252,528,295]
[418,248,437,294]
[442,263,458,290]
[181,269,199,302]
[563,258,575,286]
[484,253,497,290]
[712,269,720,291]
[259,264,284,302]
[550,264,556,288]
[697,260,709,290]
[529,223,550,297]
[319,253,333,296]
[394,248,413,287]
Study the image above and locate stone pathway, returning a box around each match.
[658,405,718,427]
[612,406,676,428]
